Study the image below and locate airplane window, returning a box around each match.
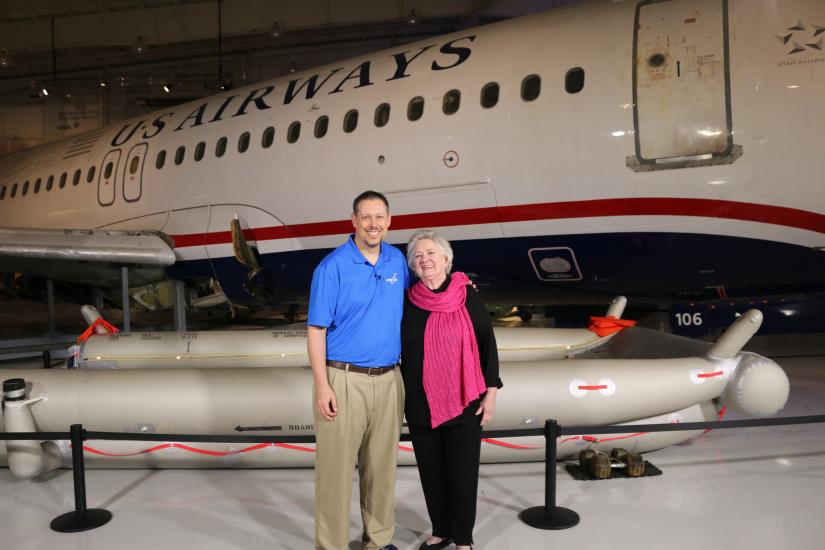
[11,183,17,198]
[46,175,54,191]
[59,173,67,188]
[104,162,114,179]
[408,96,424,121]
[287,121,301,143]
[238,132,251,153]
[521,74,541,101]
[22,180,29,196]
[175,146,185,165]
[130,155,140,174]
[34,177,42,194]
[215,137,227,158]
[343,110,358,133]
[315,116,329,138]
[566,67,585,94]
[87,166,96,183]
[481,82,499,108]
[194,141,206,162]
[374,103,390,127]
[0,185,5,200]
[73,169,81,185]
[156,150,166,169]
[443,89,461,115]
[262,126,275,148]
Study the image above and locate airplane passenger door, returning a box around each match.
[123,143,147,202]
[97,150,121,206]
[632,0,735,166]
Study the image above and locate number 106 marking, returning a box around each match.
[675,312,703,327]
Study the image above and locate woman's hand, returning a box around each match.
[475,387,498,426]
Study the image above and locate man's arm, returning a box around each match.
[308,325,337,421]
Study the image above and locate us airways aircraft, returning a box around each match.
[0,0,824,330]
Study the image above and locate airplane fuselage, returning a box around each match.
[1,0,824,312]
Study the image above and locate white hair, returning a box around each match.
[406,229,453,273]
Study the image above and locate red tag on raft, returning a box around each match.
[588,316,636,337]
[76,318,120,343]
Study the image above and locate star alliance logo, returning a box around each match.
[777,20,824,54]
[385,272,398,285]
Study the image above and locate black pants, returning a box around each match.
[409,419,482,546]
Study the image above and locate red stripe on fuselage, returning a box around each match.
[170,198,825,249]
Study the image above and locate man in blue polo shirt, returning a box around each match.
[308,190,409,550]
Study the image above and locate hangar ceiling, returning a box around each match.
[0,0,578,104]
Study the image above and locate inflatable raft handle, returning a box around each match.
[706,309,763,359]
[605,296,627,319]
[81,305,110,335]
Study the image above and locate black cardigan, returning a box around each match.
[400,275,503,428]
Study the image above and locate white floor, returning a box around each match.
[1,357,824,550]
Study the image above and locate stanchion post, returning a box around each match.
[50,424,113,533]
[518,419,580,530]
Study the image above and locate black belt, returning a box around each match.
[326,360,397,376]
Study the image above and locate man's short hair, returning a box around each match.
[352,190,389,215]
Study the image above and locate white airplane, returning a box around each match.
[0,0,824,332]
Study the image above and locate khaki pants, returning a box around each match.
[314,366,404,550]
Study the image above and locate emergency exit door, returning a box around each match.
[123,142,147,202]
[632,0,734,165]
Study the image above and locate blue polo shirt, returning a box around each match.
[308,236,410,367]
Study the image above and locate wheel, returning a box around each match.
[590,453,611,479]
[610,447,629,465]
[625,453,646,477]
[579,449,596,471]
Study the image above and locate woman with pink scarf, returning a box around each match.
[401,229,502,550]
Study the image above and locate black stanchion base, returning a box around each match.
[50,509,112,533]
[519,505,580,530]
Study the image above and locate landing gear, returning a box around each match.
[578,448,646,479]
[610,448,646,477]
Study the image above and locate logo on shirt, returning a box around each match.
[385,272,398,285]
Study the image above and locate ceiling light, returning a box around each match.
[162,83,171,93]
[288,59,297,73]
[98,78,108,87]
[407,9,418,25]
[269,21,282,38]
[0,50,11,68]
[132,36,148,55]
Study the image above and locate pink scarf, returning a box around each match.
[407,272,488,427]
